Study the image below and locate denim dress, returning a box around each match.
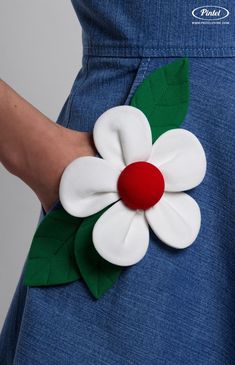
[1,1,235,364]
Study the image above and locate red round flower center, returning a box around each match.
[117,161,165,210]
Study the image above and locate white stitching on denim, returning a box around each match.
[124,57,151,105]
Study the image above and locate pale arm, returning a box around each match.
[0,80,96,212]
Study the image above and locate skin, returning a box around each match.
[0,79,96,212]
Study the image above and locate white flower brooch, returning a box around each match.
[24,59,207,299]
[59,105,206,267]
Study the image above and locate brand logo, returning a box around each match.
[192,6,229,21]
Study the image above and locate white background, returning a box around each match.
[0,0,83,331]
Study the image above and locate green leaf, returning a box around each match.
[24,208,82,286]
[74,207,123,299]
[130,58,189,142]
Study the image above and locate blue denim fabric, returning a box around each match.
[71,0,235,57]
[1,1,235,364]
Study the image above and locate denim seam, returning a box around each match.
[83,46,235,50]
[65,55,90,128]
[124,57,151,105]
[82,46,235,58]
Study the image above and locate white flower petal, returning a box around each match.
[148,129,206,191]
[93,201,149,266]
[93,105,152,170]
[146,192,201,249]
[59,156,119,217]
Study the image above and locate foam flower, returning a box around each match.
[59,105,206,267]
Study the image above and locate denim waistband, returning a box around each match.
[72,0,235,57]
[82,45,235,58]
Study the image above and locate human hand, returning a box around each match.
[0,80,96,213]
[23,125,96,213]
